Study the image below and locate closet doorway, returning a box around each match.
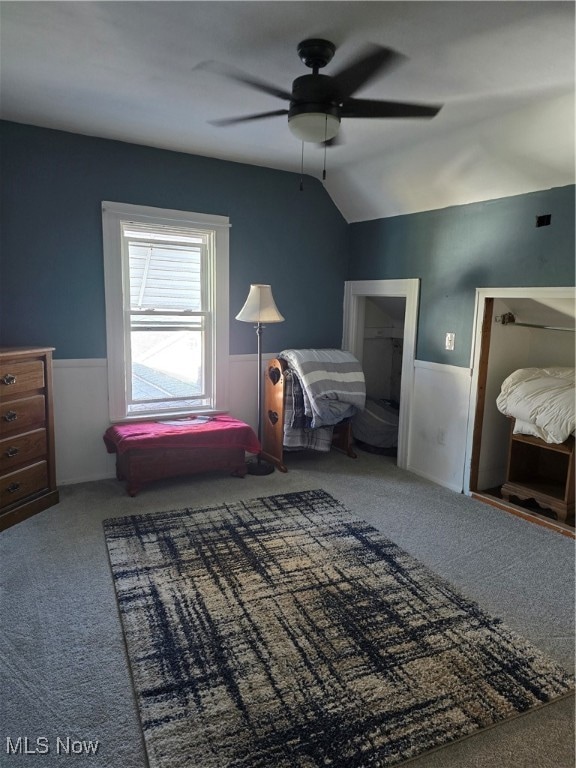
[342,279,420,470]
[464,286,575,532]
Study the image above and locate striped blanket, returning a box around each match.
[282,369,334,452]
[279,348,366,429]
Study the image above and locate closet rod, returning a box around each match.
[509,322,575,332]
[495,313,575,332]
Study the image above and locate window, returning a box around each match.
[102,202,229,421]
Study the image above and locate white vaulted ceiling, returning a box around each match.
[1,1,574,222]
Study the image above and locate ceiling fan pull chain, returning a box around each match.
[322,115,328,181]
[300,141,304,191]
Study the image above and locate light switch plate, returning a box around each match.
[445,332,455,351]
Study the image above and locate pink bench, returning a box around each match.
[103,416,260,496]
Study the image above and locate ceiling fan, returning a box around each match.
[201,38,443,144]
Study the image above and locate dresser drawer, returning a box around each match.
[0,429,47,473]
[0,461,48,509]
[0,395,46,436]
[0,359,45,400]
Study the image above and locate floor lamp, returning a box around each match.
[236,284,285,475]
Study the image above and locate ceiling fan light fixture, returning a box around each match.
[288,112,340,143]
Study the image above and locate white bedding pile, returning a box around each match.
[496,367,575,444]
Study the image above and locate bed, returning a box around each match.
[496,367,575,522]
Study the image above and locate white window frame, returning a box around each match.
[102,201,229,422]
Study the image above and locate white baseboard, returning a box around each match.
[407,465,464,494]
[58,471,117,486]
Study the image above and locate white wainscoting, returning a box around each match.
[54,356,472,491]
[407,361,472,493]
[53,355,273,486]
[53,359,116,485]
[228,353,278,431]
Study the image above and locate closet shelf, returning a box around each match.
[501,425,574,522]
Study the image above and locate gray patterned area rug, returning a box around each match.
[103,489,573,768]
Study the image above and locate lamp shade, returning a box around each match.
[236,284,285,323]
[288,112,340,143]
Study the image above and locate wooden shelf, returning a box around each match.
[506,431,574,454]
[501,423,574,522]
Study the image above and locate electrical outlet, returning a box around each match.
[445,332,455,351]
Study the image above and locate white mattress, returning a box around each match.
[496,367,575,444]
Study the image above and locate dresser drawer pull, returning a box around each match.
[1,373,17,386]
[3,411,18,423]
[5,446,19,458]
[6,482,21,493]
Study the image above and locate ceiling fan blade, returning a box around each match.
[209,109,289,127]
[342,98,442,119]
[195,60,292,101]
[331,45,405,99]
[321,131,345,147]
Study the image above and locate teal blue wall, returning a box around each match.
[0,121,349,358]
[349,186,575,366]
[1,121,574,367]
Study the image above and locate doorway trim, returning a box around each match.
[464,285,575,495]
[342,279,420,470]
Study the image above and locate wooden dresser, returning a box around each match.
[0,347,59,530]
